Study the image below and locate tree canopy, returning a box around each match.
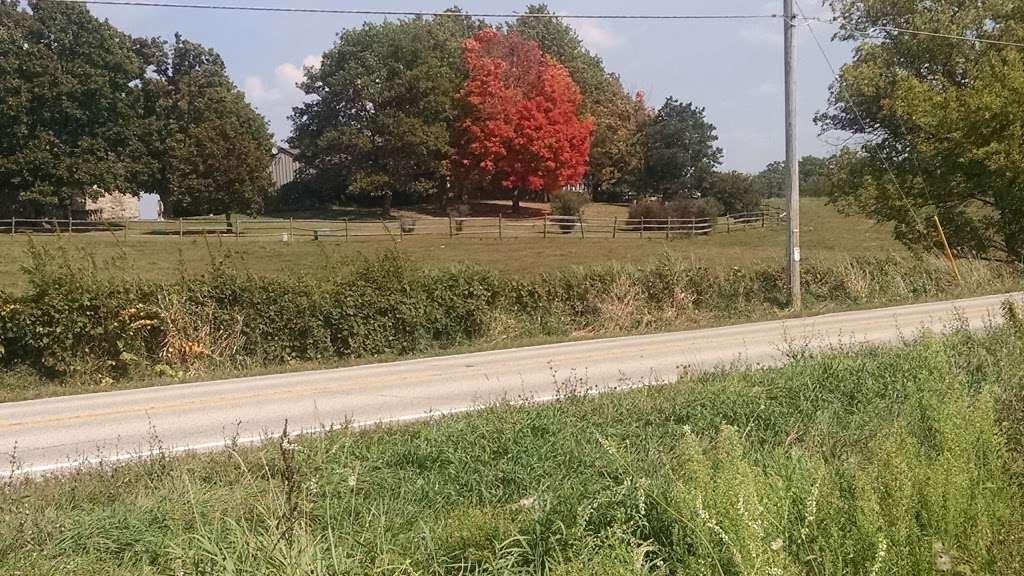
[0,0,147,217]
[639,98,723,200]
[0,0,272,218]
[149,35,273,217]
[755,155,830,198]
[708,171,762,214]
[449,29,593,211]
[821,0,1024,259]
[508,4,650,199]
[290,11,483,216]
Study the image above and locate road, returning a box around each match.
[2,292,1021,476]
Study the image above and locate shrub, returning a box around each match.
[627,198,723,231]
[550,190,590,233]
[550,190,589,217]
[707,170,763,214]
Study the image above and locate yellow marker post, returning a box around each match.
[933,215,961,284]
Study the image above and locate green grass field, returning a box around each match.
[0,199,902,292]
[3,325,1023,575]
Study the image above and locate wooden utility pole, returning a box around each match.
[784,0,802,309]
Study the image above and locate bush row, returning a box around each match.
[0,244,1019,383]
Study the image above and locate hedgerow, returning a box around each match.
[0,242,1019,384]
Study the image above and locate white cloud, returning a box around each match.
[242,53,322,141]
[571,19,624,51]
[303,54,323,69]
[274,62,304,88]
[243,75,281,102]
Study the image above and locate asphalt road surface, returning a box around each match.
[3,292,1021,476]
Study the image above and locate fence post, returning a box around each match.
[727,217,731,234]
[762,212,766,228]
[288,217,293,241]
[612,216,617,239]
[123,217,128,241]
[10,216,14,237]
[400,219,405,240]
[235,218,240,239]
[691,219,696,236]
[345,219,350,241]
[640,217,644,239]
[448,215,454,238]
[666,218,671,240]
[579,215,585,239]
[178,218,183,239]
[498,213,503,240]
[543,217,548,239]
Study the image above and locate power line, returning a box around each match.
[55,0,783,20]
[802,15,1024,49]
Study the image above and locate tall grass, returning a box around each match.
[1,242,1019,391]
[2,322,1024,574]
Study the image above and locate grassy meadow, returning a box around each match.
[0,199,902,292]
[3,321,1024,575]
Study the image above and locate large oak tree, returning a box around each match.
[0,1,272,219]
[290,11,483,216]
[0,0,147,217]
[139,34,273,219]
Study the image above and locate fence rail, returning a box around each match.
[4,209,783,241]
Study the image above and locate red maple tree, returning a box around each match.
[450,29,594,212]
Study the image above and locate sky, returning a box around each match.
[85,0,855,174]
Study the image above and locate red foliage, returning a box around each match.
[450,29,594,200]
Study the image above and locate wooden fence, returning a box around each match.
[4,209,783,241]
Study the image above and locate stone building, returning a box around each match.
[70,188,140,221]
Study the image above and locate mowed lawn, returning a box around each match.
[0,199,902,292]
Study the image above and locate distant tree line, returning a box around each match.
[0,0,272,219]
[1,0,845,224]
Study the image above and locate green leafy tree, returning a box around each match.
[640,98,723,200]
[821,0,1024,259]
[152,35,273,219]
[290,11,482,217]
[799,155,830,197]
[708,171,762,214]
[0,0,147,217]
[508,5,650,200]
[755,155,830,198]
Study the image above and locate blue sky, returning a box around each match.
[86,0,854,173]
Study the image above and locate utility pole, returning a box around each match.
[784,0,802,309]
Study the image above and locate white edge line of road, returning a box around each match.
[9,379,665,478]
[8,292,1023,478]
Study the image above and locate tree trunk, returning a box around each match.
[512,188,521,214]
[225,212,233,234]
[382,191,392,219]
